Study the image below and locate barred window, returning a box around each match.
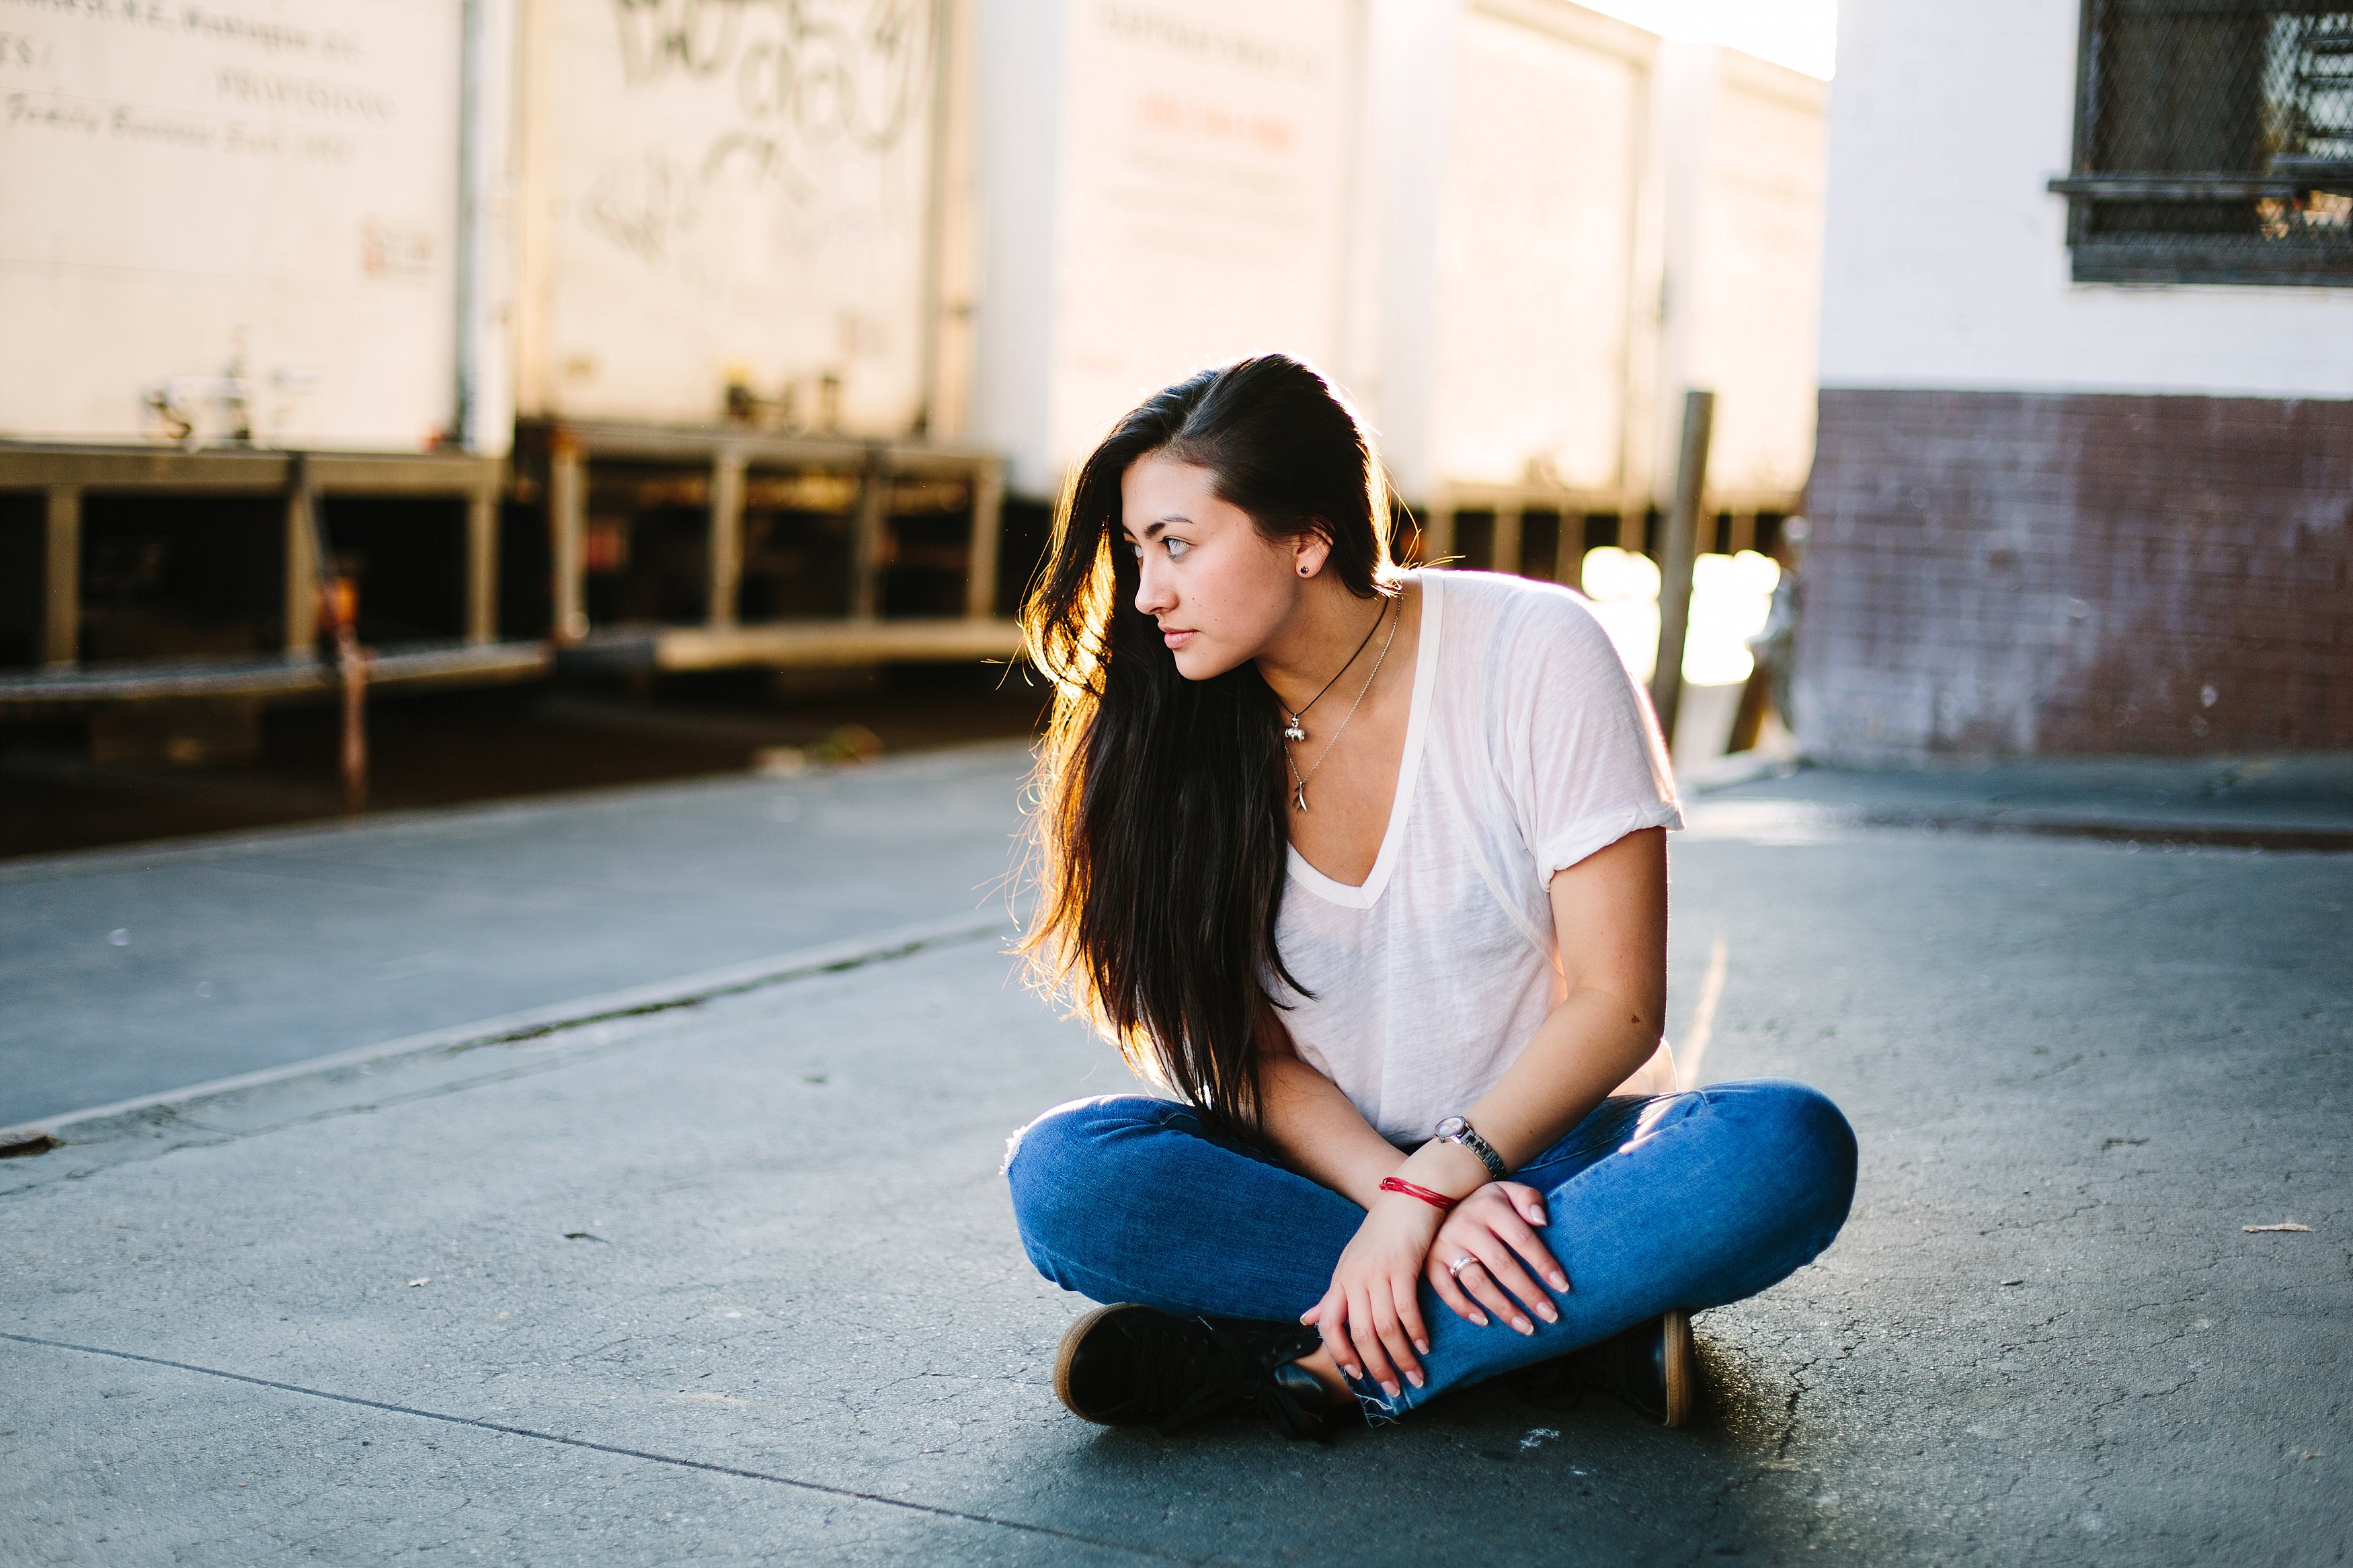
[2052,1,2353,286]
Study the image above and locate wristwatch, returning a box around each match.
[1433,1116,1507,1182]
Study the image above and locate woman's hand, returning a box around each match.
[1425,1182,1568,1334]
[1300,1196,1443,1397]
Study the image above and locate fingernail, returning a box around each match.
[1515,1319,1534,1335]
[1540,1305,1558,1323]
[1345,1365,1361,1380]
[1406,1370,1424,1389]
[1472,1312,1489,1326]
[1551,1274,1568,1290]
[1414,1339,1429,1354]
[1382,1380,1400,1397]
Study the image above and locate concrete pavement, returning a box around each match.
[3,759,2349,1564]
[0,742,1033,1128]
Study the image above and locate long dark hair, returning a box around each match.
[1019,354,1400,1144]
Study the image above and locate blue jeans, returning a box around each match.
[1004,1079,1856,1420]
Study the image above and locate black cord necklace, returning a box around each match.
[1280,598,1390,743]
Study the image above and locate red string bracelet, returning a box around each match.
[1378,1175,1458,1211]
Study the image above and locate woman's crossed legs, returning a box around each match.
[1006,1078,1856,1421]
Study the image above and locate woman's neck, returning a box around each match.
[1254,575,1408,718]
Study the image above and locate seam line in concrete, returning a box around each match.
[0,1331,1209,1564]
[3,911,1016,1144]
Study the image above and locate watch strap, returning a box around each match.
[1441,1119,1509,1182]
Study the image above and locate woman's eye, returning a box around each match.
[1164,538,1190,560]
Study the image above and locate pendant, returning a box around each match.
[1283,718,1306,742]
[1293,783,1309,811]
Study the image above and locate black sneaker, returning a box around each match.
[1051,1303,1339,1440]
[1517,1309,1698,1428]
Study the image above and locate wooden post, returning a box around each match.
[1492,503,1524,578]
[963,457,1004,620]
[43,485,79,669]
[288,452,367,813]
[708,447,745,629]
[465,485,498,645]
[284,457,320,654]
[328,575,369,815]
[850,447,889,620]
[549,429,587,642]
[1650,389,1714,753]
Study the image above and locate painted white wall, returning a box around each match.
[0,0,467,450]
[972,0,1356,499]
[970,0,1066,491]
[456,0,519,457]
[1345,0,1458,503]
[970,0,1826,507]
[1820,0,2353,399]
[1427,5,1654,494]
[512,0,938,433]
[1652,42,1824,505]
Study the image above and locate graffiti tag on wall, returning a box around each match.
[587,0,931,263]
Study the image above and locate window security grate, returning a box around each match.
[2054,0,2353,285]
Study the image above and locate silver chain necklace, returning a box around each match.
[1284,595,1400,812]
[1281,600,1388,743]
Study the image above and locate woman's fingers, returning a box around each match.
[1313,1290,1363,1381]
[1490,1208,1570,1293]
[1427,1254,1490,1327]
[1392,1274,1431,1361]
[1346,1286,1400,1394]
[1346,1297,1393,1391]
[1474,1239,1559,1323]
[1369,1289,1425,1391]
[1459,1256,1536,1333]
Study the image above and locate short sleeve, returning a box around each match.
[1489,587,1682,876]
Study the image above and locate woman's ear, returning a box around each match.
[1293,529,1334,579]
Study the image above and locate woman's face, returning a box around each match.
[1121,452,1324,681]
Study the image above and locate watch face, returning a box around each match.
[1435,1116,1468,1141]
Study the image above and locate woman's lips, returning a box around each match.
[1161,627,1197,650]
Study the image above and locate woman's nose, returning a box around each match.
[1134,558,1175,616]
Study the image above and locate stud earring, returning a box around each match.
[1299,566,1311,577]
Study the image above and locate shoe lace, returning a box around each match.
[1138,1317,1324,1440]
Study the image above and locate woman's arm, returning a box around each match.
[1260,1028,1456,1395]
[1411,825,1668,1328]
[1257,1047,1404,1206]
[1460,825,1669,1163]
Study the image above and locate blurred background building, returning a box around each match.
[1,0,2340,838]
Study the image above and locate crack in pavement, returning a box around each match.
[1,1331,1224,1566]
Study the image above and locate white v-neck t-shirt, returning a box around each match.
[1273,569,1683,1145]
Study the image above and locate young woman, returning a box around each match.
[1004,355,1855,1439]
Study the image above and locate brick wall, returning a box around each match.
[1794,388,2353,761]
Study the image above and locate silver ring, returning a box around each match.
[1447,1254,1479,1277]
